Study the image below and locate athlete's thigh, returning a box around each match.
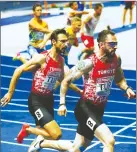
[76,123,94,141]
[75,101,105,141]
[75,100,103,127]
[28,93,54,127]
[94,123,114,144]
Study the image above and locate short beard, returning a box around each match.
[101,50,115,63]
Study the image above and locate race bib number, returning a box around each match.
[42,76,57,91]
[86,117,96,131]
[35,109,43,120]
[96,76,114,96]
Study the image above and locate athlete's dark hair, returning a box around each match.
[97,30,115,43]
[94,3,103,10]
[32,3,42,11]
[51,28,68,43]
[69,1,76,7]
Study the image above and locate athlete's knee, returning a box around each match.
[51,129,62,140]
[104,134,115,147]
[108,135,115,146]
[44,120,62,140]
[47,126,62,140]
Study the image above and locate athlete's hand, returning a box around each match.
[58,105,67,117]
[80,89,83,94]
[1,92,13,107]
[78,89,83,95]
[126,88,136,99]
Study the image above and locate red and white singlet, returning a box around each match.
[31,51,63,95]
[82,54,118,105]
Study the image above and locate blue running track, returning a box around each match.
[1,55,136,152]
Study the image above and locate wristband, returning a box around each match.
[59,103,66,107]
[125,86,132,92]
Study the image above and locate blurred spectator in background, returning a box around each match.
[77,1,92,11]
[67,1,89,25]
[122,1,135,28]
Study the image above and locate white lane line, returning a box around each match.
[115,135,136,139]
[55,99,136,104]
[84,121,136,151]
[1,141,29,147]
[100,141,136,147]
[11,99,28,101]
[104,112,136,114]
[1,87,30,93]
[8,103,28,107]
[115,142,136,145]
[108,100,136,105]
[103,114,136,120]
[1,109,136,115]
[1,119,35,126]
[1,64,18,68]
[132,128,136,131]
[1,75,32,81]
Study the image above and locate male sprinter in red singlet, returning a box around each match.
[58,30,136,152]
[0,29,78,151]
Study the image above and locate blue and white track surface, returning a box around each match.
[1,2,136,152]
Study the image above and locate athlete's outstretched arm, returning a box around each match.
[38,31,53,49]
[58,59,93,116]
[70,10,89,17]
[81,15,92,34]
[0,54,45,107]
[114,56,136,99]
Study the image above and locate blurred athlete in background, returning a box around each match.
[13,3,52,63]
